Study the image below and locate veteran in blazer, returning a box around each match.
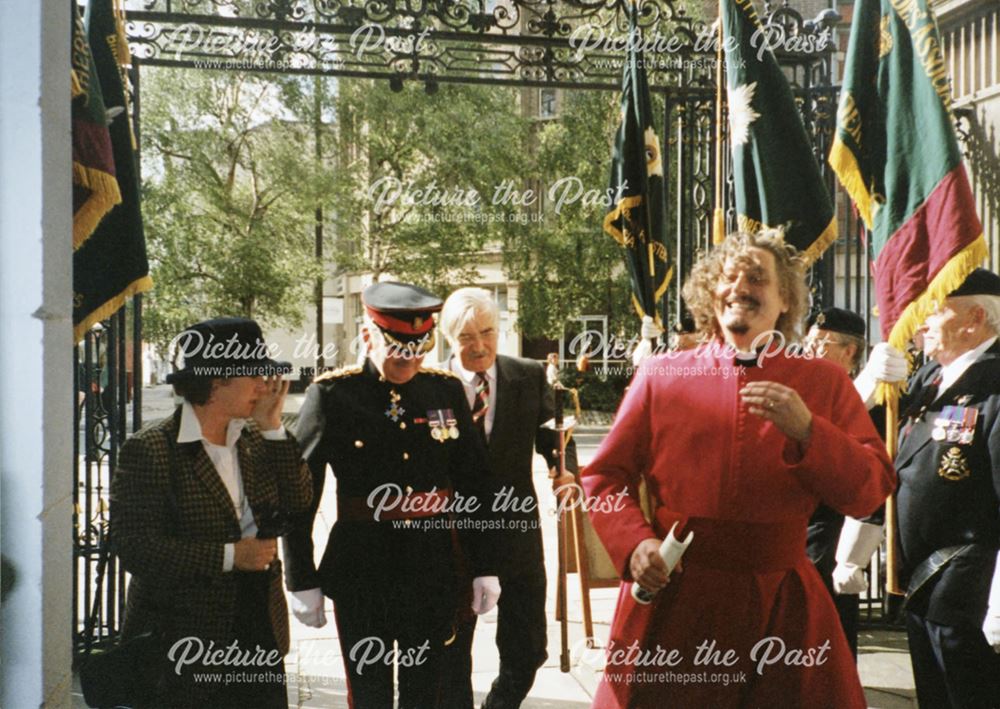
[282,282,501,709]
[893,269,1000,708]
[110,318,312,708]
[439,287,578,709]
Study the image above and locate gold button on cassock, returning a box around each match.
[403,452,410,460]
[354,440,364,448]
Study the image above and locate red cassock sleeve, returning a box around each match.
[581,363,661,579]
[779,367,896,519]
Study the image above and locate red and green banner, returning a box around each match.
[830,0,986,352]
[720,0,837,263]
[602,2,672,325]
[72,1,121,249]
[74,0,152,341]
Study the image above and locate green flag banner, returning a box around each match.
[72,1,120,249]
[720,0,837,263]
[829,0,986,353]
[602,2,672,325]
[74,0,152,342]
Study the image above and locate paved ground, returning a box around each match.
[72,385,918,708]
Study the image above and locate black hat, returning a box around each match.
[948,268,1000,298]
[362,282,443,354]
[166,317,291,383]
[807,307,865,338]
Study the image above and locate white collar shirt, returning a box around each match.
[177,401,258,570]
[938,336,997,394]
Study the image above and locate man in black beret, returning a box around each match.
[282,282,501,709]
[804,307,885,657]
[892,268,1000,707]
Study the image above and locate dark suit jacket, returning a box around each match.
[110,408,312,656]
[465,354,579,574]
[896,340,1000,625]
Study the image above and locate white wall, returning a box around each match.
[0,1,74,706]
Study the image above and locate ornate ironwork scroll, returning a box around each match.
[123,0,836,91]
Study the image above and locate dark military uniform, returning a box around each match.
[282,359,498,709]
[806,407,886,658]
[896,340,1000,708]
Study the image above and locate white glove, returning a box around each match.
[832,563,868,595]
[471,576,501,615]
[983,551,1000,652]
[832,518,883,595]
[854,343,908,408]
[291,587,327,628]
[632,316,664,367]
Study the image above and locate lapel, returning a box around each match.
[237,431,261,524]
[489,355,525,465]
[171,407,241,523]
[896,342,1000,469]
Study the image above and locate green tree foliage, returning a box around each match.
[140,68,330,349]
[329,79,529,293]
[506,89,636,341]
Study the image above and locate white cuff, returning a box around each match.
[260,425,287,440]
[988,551,1000,611]
[223,542,234,571]
[835,518,883,567]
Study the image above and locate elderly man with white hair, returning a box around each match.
[862,267,1000,708]
[438,286,578,709]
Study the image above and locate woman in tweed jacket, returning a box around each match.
[110,318,312,708]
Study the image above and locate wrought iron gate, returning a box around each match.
[74,0,868,659]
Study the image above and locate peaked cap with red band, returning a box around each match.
[363,281,443,352]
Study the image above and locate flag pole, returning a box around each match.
[884,387,903,595]
[712,10,725,245]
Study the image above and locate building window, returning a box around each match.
[539,88,557,118]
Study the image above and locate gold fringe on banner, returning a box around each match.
[828,134,874,229]
[875,234,989,405]
[72,161,122,249]
[73,274,153,343]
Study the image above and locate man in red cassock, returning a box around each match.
[582,230,896,708]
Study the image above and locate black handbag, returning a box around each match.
[79,630,168,708]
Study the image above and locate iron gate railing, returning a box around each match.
[77,0,971,659]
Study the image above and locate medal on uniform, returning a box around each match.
[933,406,962,442]
[385,388,405,422]
[428,410,448,443]
[445,409,459,439]
[958,406,978,445]
[931,407,951,441]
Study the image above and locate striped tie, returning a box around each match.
[471,372,489,436]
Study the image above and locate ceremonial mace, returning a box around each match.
[550,384,574,672]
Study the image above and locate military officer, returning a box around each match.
[892,268,1000,708]
[803,307,886,657]
[282,282,501,709]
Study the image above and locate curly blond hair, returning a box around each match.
[682,229,809,344]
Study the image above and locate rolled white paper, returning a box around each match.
[631,521,694,605]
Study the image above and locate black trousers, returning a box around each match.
[813,557,860,658]
[333,591,451,709]
[832,592,860,658]
[905,610,1000,709]
[440,565,548,709]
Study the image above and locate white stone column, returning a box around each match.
[0,1,74,706]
